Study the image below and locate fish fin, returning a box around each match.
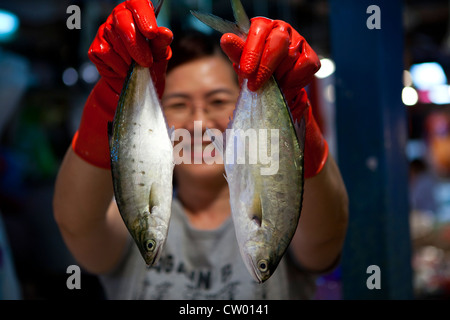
[191,0,250,38]
[205,127,225,159]
[148,183,160,214]
[249,193,263,227]
[294,117,306,151]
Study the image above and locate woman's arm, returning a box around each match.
[53,148,129,274]
[290,155,349,272]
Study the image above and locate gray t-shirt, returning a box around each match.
[100,198,317,300]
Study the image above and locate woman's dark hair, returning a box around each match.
[167,29,229,73]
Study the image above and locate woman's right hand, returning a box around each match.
[72,0,173,169]
[88,0,173,98]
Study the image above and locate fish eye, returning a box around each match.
[257,259,268,273]
[145,239,156,252]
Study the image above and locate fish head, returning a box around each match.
[228,175,278,283]
[242,239,280,283]
[130,210,168,266]
[137,230,164,266]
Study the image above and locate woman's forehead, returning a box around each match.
[164,56,237,92]
[167,55,234,76]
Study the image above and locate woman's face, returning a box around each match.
[162,55,239,181]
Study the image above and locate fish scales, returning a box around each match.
[109,63,174,266]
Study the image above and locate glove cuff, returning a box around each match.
[72,78,119,169]
[303,107,329,178]
[290,90,329,179]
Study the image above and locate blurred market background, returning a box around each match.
[1,0,450,299]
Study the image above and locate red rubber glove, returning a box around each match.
[220,17,328,178]
[72,0,173,169]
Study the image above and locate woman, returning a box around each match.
[53,0,348,299]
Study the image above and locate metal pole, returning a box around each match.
[329,0,414,299]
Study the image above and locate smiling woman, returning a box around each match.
[163,55,239,181]
[53,0,348,300]
[161,31,240,191]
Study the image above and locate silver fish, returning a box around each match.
[192,0,305,283]
[108,0,173,267]
[109,62,174,267]
[108,62,174,266]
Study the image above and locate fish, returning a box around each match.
[192,0,305,283]
[108,0,174,266]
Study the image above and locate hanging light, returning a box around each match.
[315,58,335,79]
[402,86,418,106]
[0,9,19,42]
[410,62,447,90]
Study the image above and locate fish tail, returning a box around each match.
[231,0,250,32]
[190,0,250,37]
